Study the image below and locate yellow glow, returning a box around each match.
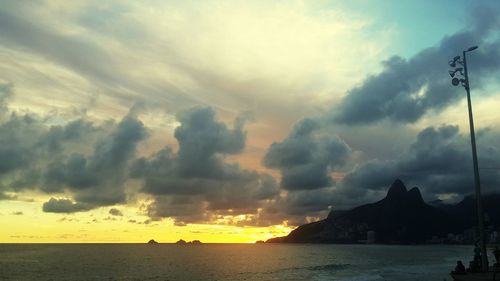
[0,200,292,243]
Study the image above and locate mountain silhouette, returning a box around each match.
[439,193,500,230]
[267,179,461,243]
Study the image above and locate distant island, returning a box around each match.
[175,239,203,245]
[267,179,500,244]
[147,239,159,244]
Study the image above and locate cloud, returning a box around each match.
[335,3,500,125]
[0,0,391,139]
[11,211,23,215]
[132,107,280,225]
[58,217,79,222]
[260,123,500,215]
[0,105,106,196]
[0,7,118,87]
[0,107,46,178]
[0,86,285,224]
[109,208,123,216]
[0,191,16,200]
[264,118,351,190]
[42,198,91,213]
[42,113,147,207]
[174,107,246,178]
[0,85,147,212]
[0,82,12,112]
[339,125,500,203]
[0,1,196,117]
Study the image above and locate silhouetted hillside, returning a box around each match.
[439,194,500,230]
[267,179,463,244]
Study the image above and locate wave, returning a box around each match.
[334,275,386,281]
[308,263,350,271]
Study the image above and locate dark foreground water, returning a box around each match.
[0,244,473,281]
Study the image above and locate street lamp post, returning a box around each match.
[449,46,488,272]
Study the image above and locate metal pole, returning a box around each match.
[463,50,488,272]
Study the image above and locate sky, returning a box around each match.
[0,0,499,243]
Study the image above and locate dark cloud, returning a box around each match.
[230,188,338,227]
[11,211,23,215]
[0,114,37,176]
[132,107,280,225]
[145,195,209,225]
[43,114,147,207]
[0,110,103,195]
[239,118,354,225]
[335,3,500,125]
[339,125,500,203]
[264,118,351,190]
[259,123,500,218]
[277,189,334,217]
[109,208,123,216]
[174,107,246,178]
[42,198,91,213]
[40,119,99,155]
[0,85,147,212]
[339,159,398,193]
[1,86,283,223]
[0,82,12,112]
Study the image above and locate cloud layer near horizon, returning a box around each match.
[2,81,499,226]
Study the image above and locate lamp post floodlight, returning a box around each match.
[448,46,488,272]
[467,46,478,52]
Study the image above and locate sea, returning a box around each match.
[0,244,476,281]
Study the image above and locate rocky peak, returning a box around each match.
[385,179,408,200]
[385,180,425,206]
[407,187,425,204]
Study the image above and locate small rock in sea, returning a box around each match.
[175,239,187,244]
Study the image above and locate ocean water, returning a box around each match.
[0,244,473,281]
